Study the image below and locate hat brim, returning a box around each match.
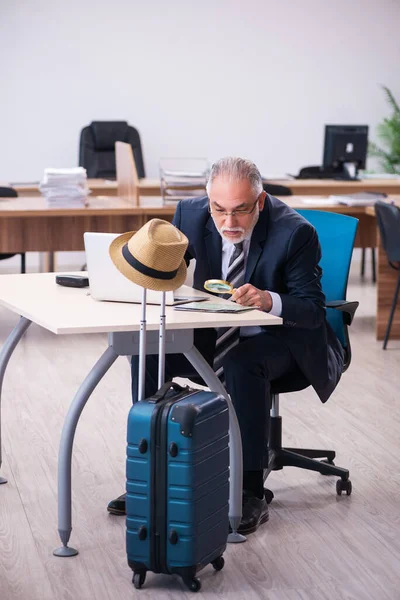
[109,231,187,292]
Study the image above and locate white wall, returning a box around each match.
[1,0,400,183]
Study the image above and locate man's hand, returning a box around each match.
[231,284,272,312]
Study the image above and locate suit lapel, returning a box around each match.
[245,198,269,283]
[205,216,222,278]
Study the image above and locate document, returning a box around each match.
[174,302,255,313]
[328,192,386,206]
[302,198,339,206]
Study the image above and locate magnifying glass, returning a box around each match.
[204,279,234,295]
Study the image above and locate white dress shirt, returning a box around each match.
[221,237,282,337]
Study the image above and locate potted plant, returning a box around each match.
[368,86,400,174]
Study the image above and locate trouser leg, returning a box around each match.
[223,332,296,471]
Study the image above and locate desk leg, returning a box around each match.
[184,346,246,544]
[39,252,55,273]
[0,317,32,484]
[53,346,118,557]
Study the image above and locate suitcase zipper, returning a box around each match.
[150,389,197,574]
[150,402,165,574]
[155,401,171,573]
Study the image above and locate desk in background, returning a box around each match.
[0,194,398,340]
[9,177,400,199]
[0,193,377,253]
[267,178,400,197]
[9,177,395,260]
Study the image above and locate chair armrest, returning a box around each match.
[326,300,359,325]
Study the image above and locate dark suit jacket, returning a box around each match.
[172,195,344,403]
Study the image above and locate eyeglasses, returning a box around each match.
[208,196,260,218]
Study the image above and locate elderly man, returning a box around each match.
[108,157,344,535]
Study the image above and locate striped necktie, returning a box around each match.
[213,242,245,381]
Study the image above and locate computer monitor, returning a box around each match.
[323,125,369,180]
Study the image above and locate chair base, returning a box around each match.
[264,417,351,495]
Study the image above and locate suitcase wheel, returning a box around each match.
[211,556,225,571]
[132,570,146,589]
[185,577,201,592]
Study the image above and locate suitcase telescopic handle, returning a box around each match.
[138,288,147,402]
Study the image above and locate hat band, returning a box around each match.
[122,243,179,280]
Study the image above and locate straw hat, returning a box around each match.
[109,219,188,291]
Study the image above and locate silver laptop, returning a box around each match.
[84,232,206,305]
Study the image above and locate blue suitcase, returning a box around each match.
[126,290,229,592]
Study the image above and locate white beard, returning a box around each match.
[214,205,260,243]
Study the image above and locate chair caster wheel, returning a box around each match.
[336,479,352,496]
[187,577,201,592]
[212,556,225,571]
[133,571,146,589]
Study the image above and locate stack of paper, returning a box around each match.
[39,167,89,206]
[328,192,386,206]
[159,159,208,204]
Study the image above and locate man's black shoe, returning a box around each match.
[108,489,270,525]
[264,487,274,504]
[232,490,269,535]
[107,493,126,515]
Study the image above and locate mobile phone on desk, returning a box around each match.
[55,274,89,288]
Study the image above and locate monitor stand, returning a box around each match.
[333,162,360,181]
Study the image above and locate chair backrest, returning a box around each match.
[79,121,145,179]
[374,201,400,264]
[296,210,358,347]
[263,183,292,196]
[0,186,18,198]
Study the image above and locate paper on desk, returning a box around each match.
[361,173,400,180]
[301,198,339,205]
[174,302,255,313]
[329,192,385,206]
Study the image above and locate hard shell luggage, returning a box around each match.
[126,290,230,592]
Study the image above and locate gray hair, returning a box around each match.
[206,157,263,197]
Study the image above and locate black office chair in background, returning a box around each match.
[374,201,400,349]
[79,121,146,179]
[263,182,293,197]
[0,187,26,273]
[264,211,359,498]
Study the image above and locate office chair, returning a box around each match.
[374,201,400,349]
[263,182,292,197]
[0,187,26,273]
[79,121,145,179]
[264,211,359,497]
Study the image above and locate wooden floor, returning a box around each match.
[0,259,399,600]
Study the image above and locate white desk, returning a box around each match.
[0,273,281,556]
